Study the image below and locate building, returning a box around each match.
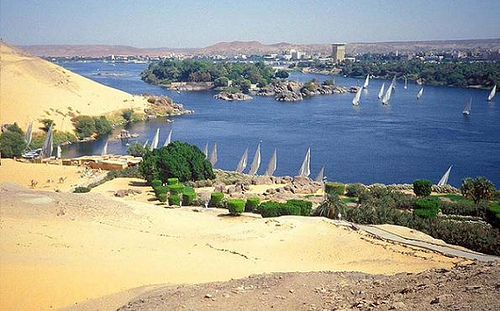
[331,43,346,63]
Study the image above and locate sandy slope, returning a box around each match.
[0,41,148,132]
[0,182,464,311]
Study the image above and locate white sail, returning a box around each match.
[163,129,172,147]
[150,128,160,151]
[362,74,369,89]
[209,142,218,166]
[25,121,33,146]
[41,124,53,158]
[382,82,393,105]
[101,140,108,156]
[391,75,397,90]
[377,83,385,99]
[352,87,362,106]
[57,144,62,159]
[463,98,472,115]
[404,77,408,89]
[142,139,149,149]
[487,85,496,101]
[298,148,311,177]
[235,148,248,173]
[417,87,424,99]
[437,165,453,186]
[314,166,325,182]
[264,149,277,176]
[248,144,261,175]
[203,142,209,159]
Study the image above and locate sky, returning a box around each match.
[1,0,499,48]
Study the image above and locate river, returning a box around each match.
[59,61,500,187]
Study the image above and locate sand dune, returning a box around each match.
[0,182,464,311]
[0,41,148,132]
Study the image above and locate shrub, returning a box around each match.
[227,199,245,215]
[182,191,196,206]
[245,197,260,212]
[122,109,134,122]
[485,203,500,228]
[168,194,181,206]
[325,182,345,196]
[440,200,478,216]
[169,184,184,195]
[151,179,163,188]
[93,116,112,136]
[74,186,90,193]
[167,178,179,185]
[127,142,146,157]
[259,201,282,218]
[158,193,167,203]
[413,179,432,197]
[461,176,495,204]
[209,192,224,207]
[72,116,96,138]
[413,198,440,218]
[345,183,366,197]
[154,186,169,196]
[279,202,301,216]
[0,130,27,158]
[139,141,215,182]
[285,199,312,216]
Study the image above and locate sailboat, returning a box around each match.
[235,148,248,173]
[297,148,311,177]
[203,142,209,159]
[362,74,369,89]
[314,166,325,182]
[352,86,362,106]
[417,87,424,99]
[41,124,53,159]
[142,139,149,149]
[209,142,218,166]
[150,128,160,151]
[101,140,108,156]
[264,149,277,176]
[437,165,452,186]
[57,144,62,159]
[391,75,397,90]
[25,121,33,147]
[248,144,261,175]
[462,98,472,115]
[487,85,496,101]
[163,129,172,147]
[382,82,393,105]
[377,83,385,99]
[404,77,408,90]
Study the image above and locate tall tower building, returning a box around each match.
[331,43,346,63]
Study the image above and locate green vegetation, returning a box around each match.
[141,60,275,94]
[209,192,224,208]
[259,201,282,218]
[413,198,440,219]
[245,197,260,212]
[139,141,215,183]
[73,186,91,193]
[182,187,196,206]
[275,70,289,79]
[227,199,245,215]
[169,184,184,195]
[461,176,495,204]
[285,199,312,216]
[0,126,26,158]
[341,59,500,88]
[413,179,432,197]
[258,199,312,218]
[168,194,181,206]
[127,142,146,157]
[325,182,345,196]
[29,131,77,150]
[72,115,113,139]
[158,193,167,203]
[151,179,163,188]
[122,109,134,123]
[167,178,179,185]
[39,119,54,132]
[345,183,366,197]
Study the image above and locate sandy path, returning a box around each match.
[0,183,464,311]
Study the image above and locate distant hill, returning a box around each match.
[19,38,500,57]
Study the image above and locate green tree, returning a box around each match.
[214,76,229,87]
[72,116,96,138]
[461,177,495,204]
[122,109,133,123]
[275,70,289,79]
[0,130,27,157]
[93,116,112,136]
[127,142,146,157]
[413,179,432,197]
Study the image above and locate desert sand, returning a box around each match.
[0,182,464,311]
[0,41,148,132]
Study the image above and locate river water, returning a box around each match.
[59,61,500,187]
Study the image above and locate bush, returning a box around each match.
[168,194,181,206]
[259,201,282,218]
[74,186,90,193]
[279,202,301,216]
[0,130,27,158]
[151,179,163,188]
[169,184,185,195]
[182,191,196,206]
[245,197,260,212]
[167,178,179,185]
[209,192,224,207]
[345,183,366,197]
[413,198,440,218]
[93,116,112,136]
[461,176,495,204]
[72,115,112,138]
[285,199,312,216]
[139,141,215,182]
[158,193,167,203]
[485,203,500,228]
[325,182,345,196]
[122,109,134,122]
[275,70,289,79]
[413,179,432,197]
[154,186,169,196]
[227,199,245,215]
[440,200,478,216]
[127,142,146,157]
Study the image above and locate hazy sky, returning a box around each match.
[1,0,499,47]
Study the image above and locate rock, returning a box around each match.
[204,294,212,298]
[214,92,253,101]
[389,301,406,309]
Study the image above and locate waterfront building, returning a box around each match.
[331,43,346,63]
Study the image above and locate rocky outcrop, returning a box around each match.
[214,92,253,101]
[257,80,346,102]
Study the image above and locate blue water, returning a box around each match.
[58,61,500,187]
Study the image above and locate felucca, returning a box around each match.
[487,85,496,101]
[298,148,311,178]
[209,142,218,166]
[378,83,385,99]
[248,143,261,175]
[235,148,248,173]
[437,165,452,186]
[417,87,424,99]
[264,149,277,176]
